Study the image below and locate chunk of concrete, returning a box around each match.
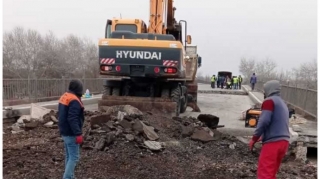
[94,138,106,151]
[229,142,236,149]
[125,134,135,141]
[24,121,39,129]
[181,125,194,137]
[202,127,214,137]
[44,121,54,127]
[11,123,22,131]
[119,119,132,129]
[50,116,58,123]
[17,115,31,124]
[90,114,111,128]
[289,127,299,144]
[117,111,126,121]
[191,128,214,142]
[123,105,143,116]
[144,141,162,151]
[105,132,116,146]
[30,103,51,121]
[141,121,159,141]
[295,142,307,163]
[132,120,144,134]
[292,125,302,132]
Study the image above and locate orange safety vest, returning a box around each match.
[59,92,84,107]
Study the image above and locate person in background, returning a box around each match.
[230,76,234,89]
[233,76,238,89]
[217,75,220,88]
[238,75,243,89]
[250,73,257,91]
[249,80,290,178]
[220,75,225,89]
[211,75,217,88]
[58,79,85,179]
[226,76,232,89]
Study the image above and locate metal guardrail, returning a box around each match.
[6,78,316,117]
[3,78,104,106]
[3,78,211,106]
[254,82,317,118]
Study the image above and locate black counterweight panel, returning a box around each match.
[99,46,181,67]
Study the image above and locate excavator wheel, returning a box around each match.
[103,86,111,96]
[180,93,188,113]
[171,86,181,117]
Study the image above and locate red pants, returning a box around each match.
[257,140,289,179]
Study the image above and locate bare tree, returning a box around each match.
[238,57,255,80]
[254,58,277,81]
[3,27,100,79]
[238,56,317,89]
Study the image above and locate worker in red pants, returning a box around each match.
[249,80,290,179]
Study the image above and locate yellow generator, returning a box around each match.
[244,108,262,128]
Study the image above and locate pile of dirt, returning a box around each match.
[82,106,222,152]
[3,106,317,179]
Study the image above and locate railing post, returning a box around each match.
[61,76,65,94]
[82,78,86,92]
[28,77,31,103]
[35,79,38,102]
[302,87,309,116]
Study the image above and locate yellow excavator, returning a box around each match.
[98,0,202,116]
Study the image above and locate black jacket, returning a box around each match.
[58,80,84,136]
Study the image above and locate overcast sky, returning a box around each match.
[3,0,317,76]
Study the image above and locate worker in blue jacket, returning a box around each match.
[58,79,84,179]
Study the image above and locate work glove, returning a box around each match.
[76,135,83,144]
[249,136,260,151]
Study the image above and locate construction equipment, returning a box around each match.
[245,107,296,128]
[245,108,261,128]
[98,0,202,116]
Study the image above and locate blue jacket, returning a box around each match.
[250,75,257,84]
[253,80,290,143]
[58,92,84,136]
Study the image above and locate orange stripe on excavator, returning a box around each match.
[98,38,183,48]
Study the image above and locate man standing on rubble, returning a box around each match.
[249,80,290,179]
[58,79,85,179]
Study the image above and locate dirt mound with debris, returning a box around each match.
[3,106,317,179]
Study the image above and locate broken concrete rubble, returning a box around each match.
[24,121,39,129]
[17,115,31,124]
[90,114,111,127]
[181,125,194,137]
[191,127,214,142]
[44,121,54,127]
[119,119,132,129]
[117,111,126,121]
[125,134,135,141]
[141,121,159,141]
[3,104,317,179]
[30,103,52,122]
[10,104,59,133]
[292,124,302,132]
[144,141,162,151]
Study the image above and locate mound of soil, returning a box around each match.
[3,109,317,179]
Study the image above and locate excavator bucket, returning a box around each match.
[98,95,177,116]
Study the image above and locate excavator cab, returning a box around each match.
[105,19,148,38]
